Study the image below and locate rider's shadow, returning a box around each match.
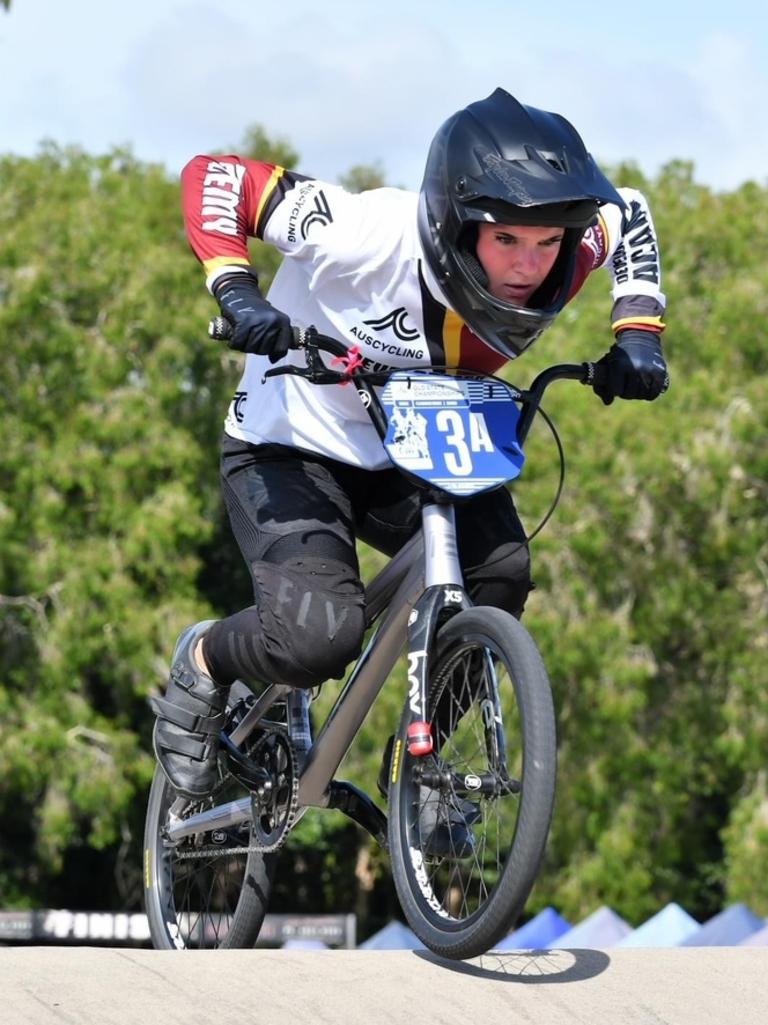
[414,948,610,983]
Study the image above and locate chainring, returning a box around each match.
[248,728,299,852]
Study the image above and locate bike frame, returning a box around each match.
[164,501,469,845]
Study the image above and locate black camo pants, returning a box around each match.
[202,435,532,690]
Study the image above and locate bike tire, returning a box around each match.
[388,606,556,960]
[143,688,279,950]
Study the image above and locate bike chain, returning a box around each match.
[172,731,300,858]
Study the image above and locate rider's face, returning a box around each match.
[475,223,564,305]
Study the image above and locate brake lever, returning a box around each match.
[262,364,349,384]
[264,340,363,386]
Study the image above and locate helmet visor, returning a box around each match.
[463,196,599,229]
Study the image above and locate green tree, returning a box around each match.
[0,130,398,926]
[220,124,299,169]
[338,162,387,193]
[0,142,231,906]
[2,137,768,935]
[512,161,768,922]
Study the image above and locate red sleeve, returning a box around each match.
[566,218,609,302]
[180,155,290,276]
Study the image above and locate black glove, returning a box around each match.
[593,329,669,406]
[212,269,293,363]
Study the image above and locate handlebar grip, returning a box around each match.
[208,317,306,349]
[209,316,232,341]
[582,361,608,390]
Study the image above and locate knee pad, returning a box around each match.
[206,557,366,690]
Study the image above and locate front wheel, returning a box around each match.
[388,607,557,960]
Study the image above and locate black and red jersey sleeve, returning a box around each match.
[566,214,610,302]
[180,154,310,279]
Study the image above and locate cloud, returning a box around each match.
[118,6,466,183]
[2,1,766,191]
[683,32,768,186]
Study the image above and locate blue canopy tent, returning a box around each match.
[618,902,699,947]
[738,922,768,945]
[493,907,572,950]
[555,906,631,948]
[358,920,426,950]
[680,903,764,946]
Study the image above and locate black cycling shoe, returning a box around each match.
[419,786,481,859]
[151,620,231,799]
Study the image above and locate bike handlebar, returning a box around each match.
[208,317,607,445]
[209,317,347,358]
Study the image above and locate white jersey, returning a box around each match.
[181,157,666,469]
[231,184,446,468]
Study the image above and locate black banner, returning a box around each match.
[0,910,356,948]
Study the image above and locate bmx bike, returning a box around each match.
[143,324,603,959]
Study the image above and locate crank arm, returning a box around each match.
[220,733,272,789]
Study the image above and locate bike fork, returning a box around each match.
[405,503,469,757]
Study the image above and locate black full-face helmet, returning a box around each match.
[418,87,625,358]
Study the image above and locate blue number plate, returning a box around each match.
[379,372,525,496]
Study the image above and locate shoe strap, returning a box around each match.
[154,721,217,761]
[151,695,224,735]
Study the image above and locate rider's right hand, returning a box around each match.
[212,269,293,363]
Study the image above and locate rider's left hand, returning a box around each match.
[592,329,669,406]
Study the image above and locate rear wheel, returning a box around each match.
[143,686,280,949]
[388,607,556,960]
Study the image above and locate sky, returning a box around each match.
[2,0,767,192]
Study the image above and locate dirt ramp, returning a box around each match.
[2,946,766,1025]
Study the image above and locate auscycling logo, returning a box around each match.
[231,391,247,423]
[286,186,334,243]
[300,190,333,238]
[363,307,420,342]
